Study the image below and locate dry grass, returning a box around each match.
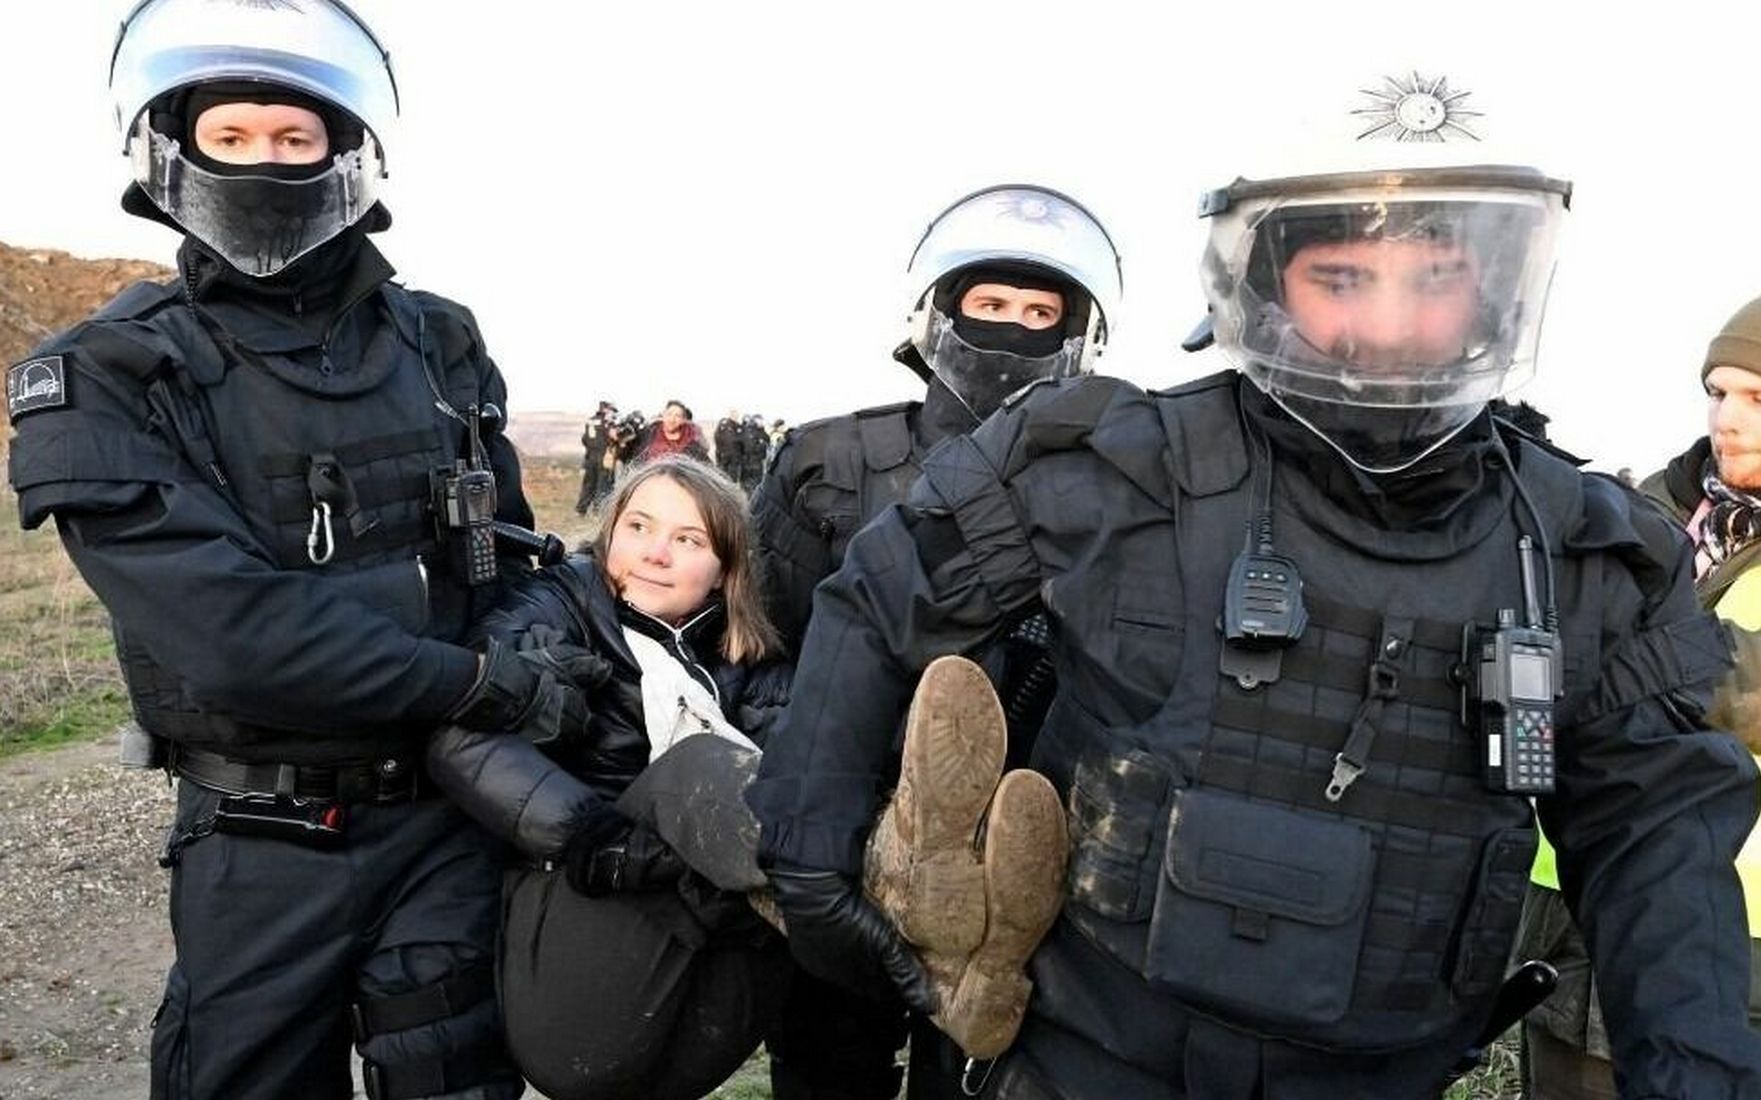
[0,449,129,757]
[1448,1029,1523,1099]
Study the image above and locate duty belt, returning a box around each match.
[170,745,429,804]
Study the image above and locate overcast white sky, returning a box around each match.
[3,1,1759,477]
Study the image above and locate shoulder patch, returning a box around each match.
[7,356,67,422]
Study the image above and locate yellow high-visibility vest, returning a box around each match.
[1531,565,1761,937]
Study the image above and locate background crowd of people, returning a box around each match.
[575,397,786,514]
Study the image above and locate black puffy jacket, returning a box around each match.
[426,551,790,857]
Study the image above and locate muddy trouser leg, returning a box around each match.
[150,785,519,1100]
[351,802,523,1100]
[500,864,790,1100]
[614,733,769,891]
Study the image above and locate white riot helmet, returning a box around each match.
[108,0,399,278]
[904,185,1123,421]
[1199,72,1570,473]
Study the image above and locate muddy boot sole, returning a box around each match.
[935,768,1068,1059]
[864,655,1007,960]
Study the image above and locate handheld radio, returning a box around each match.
[1465,536,1560,794]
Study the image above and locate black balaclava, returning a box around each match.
[166,82,380,302]
[171,81,362,179]
[127,81,390,281]
[934,263,1083,358]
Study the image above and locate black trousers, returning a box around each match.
[150,781,520,1100]
[500,866,791,1100]
[499,737,792,1099]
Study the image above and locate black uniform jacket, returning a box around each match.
[750,372,1761,1097]
[6,234,530,762]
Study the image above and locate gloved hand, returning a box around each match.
[766,864,938,1014]
[564,816,688,897]
[447,638,612,745]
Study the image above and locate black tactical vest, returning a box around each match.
[67,281,486,749]
[793,401,921,558]
[1029,376,1623,1053]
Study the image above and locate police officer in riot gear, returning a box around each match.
[754,183,1120,650]
[749,75,1761,1098]
[750,184,1120,1099]
[5,2,586,1096]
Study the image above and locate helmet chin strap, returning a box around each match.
[1262,385,1483,476]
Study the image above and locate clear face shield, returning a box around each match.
[917,306,1085,420]
[1204,169,1567,473]
[128,115,383,277]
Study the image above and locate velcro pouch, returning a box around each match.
[1146,788,1375,1028]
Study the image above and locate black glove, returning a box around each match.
[447,639,611,745]
[766,864,938,1014]
[563,816,688,897]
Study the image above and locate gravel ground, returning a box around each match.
[0,740,507,1100]
[0,736,171,1100]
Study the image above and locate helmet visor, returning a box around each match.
[130,117,381,277]
[920,308,1083,420]
[1210,183,1564,411]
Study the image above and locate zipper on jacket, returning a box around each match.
[622,603,722,705]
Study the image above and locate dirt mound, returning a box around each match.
[0,242,170,367]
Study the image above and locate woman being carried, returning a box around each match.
[430,456,1066,1100]
[429,457,789,1100]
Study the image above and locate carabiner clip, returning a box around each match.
[306,500,336,565]
[961,1056,995,1097]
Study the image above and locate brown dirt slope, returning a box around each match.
[0,242,170,368]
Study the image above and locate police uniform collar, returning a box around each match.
[179,232,395,353]
[1242,383,1515,561]
[921,378,978,448]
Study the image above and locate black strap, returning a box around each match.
[352,962,496,1038]
[1305,595,1462,653]
[170,745,422,804]
[1212,694,1473,776]
[1271,648,1460,712]
[306,452,379,539]
[361,1046,505,1100]
[1199,754,1493,837]
[258,428,442,477]
[1325,616,1414,802]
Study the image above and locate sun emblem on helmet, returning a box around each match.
[998,191,1065,228]
[217,0,307,11]
[1353,72,1481,142]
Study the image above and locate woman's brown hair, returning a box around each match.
[590,456,780,665]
